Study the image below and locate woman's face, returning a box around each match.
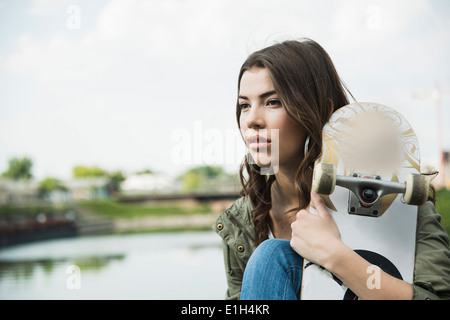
[238,67,307,172]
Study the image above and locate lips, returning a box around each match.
[248,135,269,143]
[247,135,272,150]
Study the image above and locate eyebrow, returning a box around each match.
[238,90,277,101]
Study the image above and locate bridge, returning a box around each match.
[113,191,241,203]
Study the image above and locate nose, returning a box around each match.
[245,106,266,129]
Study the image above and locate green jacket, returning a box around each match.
[214,197,450,300]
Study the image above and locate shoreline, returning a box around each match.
[113,212,220,233]
[0,211,221,248]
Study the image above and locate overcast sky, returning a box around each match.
[0,0,449,181]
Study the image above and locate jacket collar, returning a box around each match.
[215,196,255,243]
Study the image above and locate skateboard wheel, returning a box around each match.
[312,163,336,195]
[403,174,429,205]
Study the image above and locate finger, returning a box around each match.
[310,191,330,218]
[291,220,296,230]
[296,209,309,219]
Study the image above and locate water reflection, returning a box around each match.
[0,231,226,299]
[0,255,126,282]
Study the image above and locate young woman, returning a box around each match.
[214,39,450,300]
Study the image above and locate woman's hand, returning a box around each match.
[291,191,413,299]
[290,191,343,269]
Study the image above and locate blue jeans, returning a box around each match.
[240,239,304,300]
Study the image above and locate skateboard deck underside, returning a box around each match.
[300,102,420,300]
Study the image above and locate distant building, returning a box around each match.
[0,178,39,205]
[63,177,109,201]
[0,176,110,205]
[120,173,177,195]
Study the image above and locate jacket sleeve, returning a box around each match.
[412,201,450,300]
[221,240,244,300]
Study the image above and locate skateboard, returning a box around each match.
[300,102,429,300]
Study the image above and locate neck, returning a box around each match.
[270,165,299,217]
[268,166,299,240]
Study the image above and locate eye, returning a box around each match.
[267,99,282,107]
[239,103,251,111]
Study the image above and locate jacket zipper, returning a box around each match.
[226,210,255,243]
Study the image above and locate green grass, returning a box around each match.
[76,200,212,219]
[435,189,450,235]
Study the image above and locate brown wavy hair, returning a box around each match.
[236,39,354,246]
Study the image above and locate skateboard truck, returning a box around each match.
[312,163,429,217]
[343,173,402,217]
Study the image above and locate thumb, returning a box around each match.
[311,191,330,219]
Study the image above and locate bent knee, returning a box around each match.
[250,239,292,262]
[258,239,291,253]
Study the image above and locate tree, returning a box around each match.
[182,171,204,191]
[106,171,125,194]
[184,165,228,178]
[38,177,68,198]
[1,157,33,181]
[72,165,125,196]
[179,165,231,191]
[136,169,153,175]
[73,165,108,178]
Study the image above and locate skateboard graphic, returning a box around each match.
[300,102,429,300]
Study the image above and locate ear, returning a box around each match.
[327,98,334,120]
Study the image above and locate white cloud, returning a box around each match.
[28,0,63,15]
[95,0,237,59]
[329,0,433,45]
[2,34,110,88]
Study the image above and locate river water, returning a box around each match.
[0,231,227,300]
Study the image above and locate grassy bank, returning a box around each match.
[76,199,212,219]
[435,189,450,235]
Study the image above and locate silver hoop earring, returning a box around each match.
[304,135,311,156]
